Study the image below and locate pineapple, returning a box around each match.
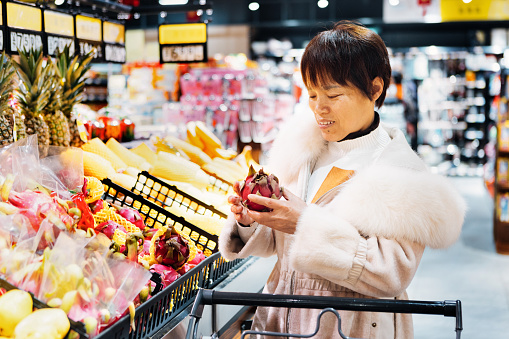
[12,47,52,155]
[43,66,71,147]
[0,51,16,146]
[53,45,93,147]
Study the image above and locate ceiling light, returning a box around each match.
[463,0,472,3]
[248,2,259,11]
[55,0,65,5]
[317,0,328,8]
[389,0,400,6]
[159,0,188,5]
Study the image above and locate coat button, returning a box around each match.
[372,322,377,327]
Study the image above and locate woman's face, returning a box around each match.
[307,79,381,142]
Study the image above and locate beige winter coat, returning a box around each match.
[219,112,466,339]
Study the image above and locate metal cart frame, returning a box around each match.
[186,289,462,339]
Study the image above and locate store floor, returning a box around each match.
[407,176,509,339]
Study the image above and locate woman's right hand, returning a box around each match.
[228,181,255,226]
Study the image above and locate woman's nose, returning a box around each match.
[315,97,329,113]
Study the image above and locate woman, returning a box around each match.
[219,21,466,339]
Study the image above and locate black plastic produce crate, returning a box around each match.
[0,278,88,339]
[102,178,219,256]
[97,179,250,338]
[94,251,219,339]
[132,171,227,220]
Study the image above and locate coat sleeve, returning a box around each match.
[288,204,424,298]
[218,214,277,261]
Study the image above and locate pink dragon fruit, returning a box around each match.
[239,166,283,212]
[8,191,74,231]
[149,264,181,287]
[177,263,196,275]
[117,208,146,230]
[188,249,205,265]
[96,221,126,239]
[89,199,105,214]
[153,227,190,269]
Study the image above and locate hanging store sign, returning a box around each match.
[6,2,43,54]
[441,0,509,22]
[103,21,126,63]
[75,15,103,61]
[159,23,207,63]
[44,10,75,56]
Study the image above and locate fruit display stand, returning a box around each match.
[96,179,252,338]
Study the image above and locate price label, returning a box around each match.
[45,11,74,37]
[76,15,101,41]
[103,21,124,44]
[7,2,41,31]
[0,1,3,26]
[161,44,205,63]
[47,35,74,56]
[0,30,3,51]
[159,23,207,45]
[105,44,126,63]
[10,31,43,53]
[78,40,103,60]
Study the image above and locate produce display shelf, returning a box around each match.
[132,171,227,219]
[102,178,219,256]
[95,180,249,338]
[0,278,89,339]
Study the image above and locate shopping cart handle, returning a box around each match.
[187,289,462,339]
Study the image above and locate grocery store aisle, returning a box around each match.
[408,176,509,339]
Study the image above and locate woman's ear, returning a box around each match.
[372,77,384,102]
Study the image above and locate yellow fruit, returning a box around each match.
[82,138,127,171]
[82,151,116,180]
[201,162,236,184]
[130,143,157,165]
[211,147,237,160]
[211,157,246,180]
[0,289,33,337]
[164,135,212,166]
[186,121,205,149]
[194,121,223,150]
[110,172,137,190]
[13,308,70,339]
[149,152,211,189]
[106,138,152,172]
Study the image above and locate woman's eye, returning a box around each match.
[327,95,339,99]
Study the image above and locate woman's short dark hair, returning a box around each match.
[301,21,391,108]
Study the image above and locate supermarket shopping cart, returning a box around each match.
[186,289,462,339]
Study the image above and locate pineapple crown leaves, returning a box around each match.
[53,45,94,115]
[0,52,16,111]
[12,47,54,117]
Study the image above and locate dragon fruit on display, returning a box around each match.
[239,166,283,212]
[151,227,190,269]
[117,208,146,230]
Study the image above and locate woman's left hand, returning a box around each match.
[246,188,307,234]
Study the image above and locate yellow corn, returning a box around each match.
[130,143,158,166]
[194,121,223,150]
[149,152,211,189]
[106,138,152,172]
[164,203,224,236]
[110,172,137,190]
[186,121,205,149]
[211,157,247,180]
[201,162,237,184]
[82,138,128,171]
[83,151,116,180]
[164,135,212,166]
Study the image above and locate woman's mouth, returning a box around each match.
[318,121,335,128]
